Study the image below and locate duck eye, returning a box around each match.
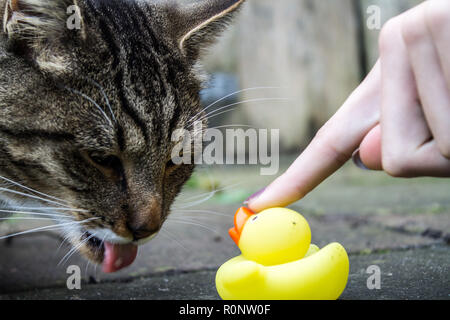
[252,216,258,221]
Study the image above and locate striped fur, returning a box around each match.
[0,0,244,263]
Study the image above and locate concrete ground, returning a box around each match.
[0,159,449,300]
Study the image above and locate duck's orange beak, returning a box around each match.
[228,207,255,246]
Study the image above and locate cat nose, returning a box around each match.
[127,205,162,241]
[126,197,162,241]
[129,225,157,241]
[127,218,161,241]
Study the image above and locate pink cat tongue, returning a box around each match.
[102,242,138,273]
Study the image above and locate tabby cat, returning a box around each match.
[0,0,244,272]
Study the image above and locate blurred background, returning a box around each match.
[1,0,449,299]
[201,0,423,152]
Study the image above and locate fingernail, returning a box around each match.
[352,149,369,170]
[244,187,266,205]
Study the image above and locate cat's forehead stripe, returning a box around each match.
[86,0,188,150]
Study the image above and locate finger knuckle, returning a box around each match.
[382,154,413,178]
[313,130,351,166]
[439,143,450,159]
[425,0,450,31]
[400,14,427,47]
[313,124,329,143]
[379,18,401,54]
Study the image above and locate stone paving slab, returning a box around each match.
[368,214,450,241]
[2,245,448,300]
[0,210,444,294]
[1,164,449,299]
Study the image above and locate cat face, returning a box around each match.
[0,0,244,270]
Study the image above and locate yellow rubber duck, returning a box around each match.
[216,207,349,300]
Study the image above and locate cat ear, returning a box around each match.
[170,0,245,62]
[2,0,85,73]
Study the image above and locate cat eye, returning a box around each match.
[88,152,122,171]
[166,159,179,171]
[84,152,125,187]
[166,159,176,168]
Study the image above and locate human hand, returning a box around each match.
[247,0,450,212]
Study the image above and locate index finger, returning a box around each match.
[247,61,382,212]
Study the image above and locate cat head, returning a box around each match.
[0,0,244,270]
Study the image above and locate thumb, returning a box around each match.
[354,124,383,171]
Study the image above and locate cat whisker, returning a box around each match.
[0,187,73,208]
[0,209,69,218]
[177,182,241,202]
[178,181,226,201]
[64,87,114,127]
[166,218,221,235]
[0,177,86,215]
[0,181,16,190]
[0,217,71,221]
[171,209,230,218]
[85,259,92,277]
[169,215,224,225]
[97,233,107,255]
[9,206,88,213]
[158,229,189,251]
[173,193,215,209]
[190,86,282,124]
[205,124,254,131]
[0,217,99,241]
[84,77,117,123]
[94,260,99,277]
[189,124,255,139]
[58,231,96,266]
[88,233,107,273]
[56,232,74,254]
[170,213,229,224]
[188,97,290,128]
[0,175,71,205]
[58,231,95,266]
[174,181,244,209]
[192,108,238,128]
